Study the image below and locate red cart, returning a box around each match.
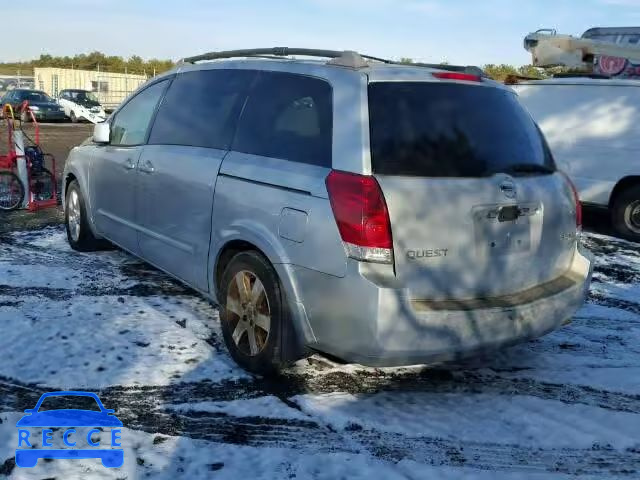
[0,101,57,211]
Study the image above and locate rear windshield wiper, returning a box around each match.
[502,163,556,175]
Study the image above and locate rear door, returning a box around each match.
[137,69,255,290]
[368,80,578,301]
[90,79,169,252]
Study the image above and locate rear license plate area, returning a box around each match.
[498,205,520,222]
[473,204,538,255]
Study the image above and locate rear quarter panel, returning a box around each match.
[208,153,347,304]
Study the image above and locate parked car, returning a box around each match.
[62,48,593,374]
[58,89,107,123]
[0,89,67,122]
[513,77,640,242]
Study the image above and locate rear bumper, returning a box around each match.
[287,244,593,367]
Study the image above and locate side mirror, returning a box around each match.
[93,122,110,144]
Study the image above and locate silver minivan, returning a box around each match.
[62,48,593,374]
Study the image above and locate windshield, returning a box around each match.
[70,90,100,103]
[37,395,102,412]
[368,82,555,177]
[17,91,54,103]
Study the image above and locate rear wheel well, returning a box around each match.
[215,240,265,297]
[610,176,640,208]
[214,240,306,363]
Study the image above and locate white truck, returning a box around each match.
[514,28,640,241]
[57,89,107,124]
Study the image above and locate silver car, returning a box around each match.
[62,48,593,374]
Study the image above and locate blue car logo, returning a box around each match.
[16,391,123,468]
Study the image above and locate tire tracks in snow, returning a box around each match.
[3,364,640,416]
[4,378,637,476]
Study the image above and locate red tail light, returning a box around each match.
[560,171,582,229]
[326,170,393,263]
[433,72,481,82]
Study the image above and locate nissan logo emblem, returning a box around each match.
[500,181,517,199]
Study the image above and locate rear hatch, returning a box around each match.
[368,79,578,301]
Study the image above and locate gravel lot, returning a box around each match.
[0,124,639,478]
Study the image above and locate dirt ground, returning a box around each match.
[2,122,94,179]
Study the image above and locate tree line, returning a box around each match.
[0,52,570,82]
[0,52,174,77]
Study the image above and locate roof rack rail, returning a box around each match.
[408,62,487,77]
[182,48,383,69]
[181,47,486,75]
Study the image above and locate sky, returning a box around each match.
[1,0,639,66]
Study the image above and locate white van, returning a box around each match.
[514,77,640,241]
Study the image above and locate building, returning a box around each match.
[33,67,148,110]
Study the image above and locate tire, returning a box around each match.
[219,251,290,374]
[65,180,110,251]
[70,110,78,123]
[612,185,640,243]
[0,171,25,210]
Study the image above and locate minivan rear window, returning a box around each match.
[368,82,554,177]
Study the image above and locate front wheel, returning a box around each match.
[612,185,640,243]
[65,180,110,251]
[0,171,25,210]
[69,110,78,123]
[219,251,290,374]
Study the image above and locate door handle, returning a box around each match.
[139,160,155,174]
[124,158,136,170]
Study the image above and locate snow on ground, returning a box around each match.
[0,227,246,387]
[0,226,639,478]
[0,411,585,480]
[293,391,640,448]
[166,396,310,421]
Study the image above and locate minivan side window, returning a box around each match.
[149,69,255,150]
[110,80,168,147]
[233,72,332,167]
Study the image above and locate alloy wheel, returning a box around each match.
[225,270,271,356]
[67,189,81,242]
